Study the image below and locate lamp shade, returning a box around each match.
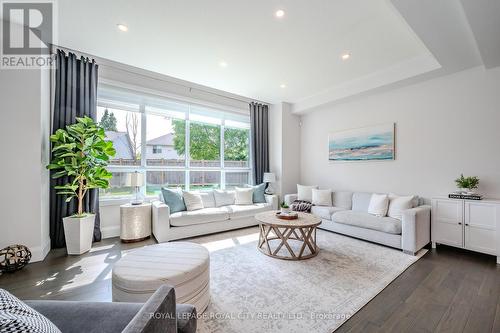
[126,172,144,187]
[263,172,276,183]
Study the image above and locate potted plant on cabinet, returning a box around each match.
[454,174,480,194]
[47,116,115,255]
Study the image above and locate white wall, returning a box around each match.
[0,43,51,260]
[269,102,301,197]
[300,66,500,201]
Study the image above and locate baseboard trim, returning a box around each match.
[101,225,120,239]
[30,237,51,263]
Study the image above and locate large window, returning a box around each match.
[97,86,252,198]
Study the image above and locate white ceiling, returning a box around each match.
[56,0,500,112]
[56,0,433,105]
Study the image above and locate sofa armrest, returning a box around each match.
[152,200,171,243]
[265,194,279,210]
[401,205,431,254]
[284,194,298,206]
[123,285,177,333]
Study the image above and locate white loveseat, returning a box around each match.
[284,191,430,255]
[152,191,278,242]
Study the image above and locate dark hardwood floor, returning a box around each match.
[1,229,499,333]
[336,244,500,333]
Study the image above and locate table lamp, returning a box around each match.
[263,172,276,194]
[126,171,144,205]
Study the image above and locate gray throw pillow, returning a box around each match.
[246,183,267,203]
[0,289,61,333]
[161,187,186,213]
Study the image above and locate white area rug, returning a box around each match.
[187,227,426,333]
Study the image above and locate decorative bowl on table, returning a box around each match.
[275,211,299,220]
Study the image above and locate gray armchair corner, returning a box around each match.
[25,285,197,333]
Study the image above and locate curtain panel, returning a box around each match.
[249,102,270,185]
[50,49,100,248]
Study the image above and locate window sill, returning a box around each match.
[99,195,158,206]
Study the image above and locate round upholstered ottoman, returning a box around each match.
[112,242,210,313]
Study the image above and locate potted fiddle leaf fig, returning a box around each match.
[47,116,115,255]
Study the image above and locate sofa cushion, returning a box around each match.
[368,193,389,217]
[182,191,204,211]
[333,191,353,210]
[351,192,373,212]
[170,208,229,227]
[213,190,235,207]
[235,187,254,205]
[388,194,415,220]
[246,183,267,203]
[297,184,318,202]
[0,289,61,333]
[161,187,186,213]
[310,206,345,220]
[199,191,216,208]
[311,189,332,206]
[331,211,402,234]
[226,203,271,219]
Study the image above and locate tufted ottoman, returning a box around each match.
[112,242,210,313]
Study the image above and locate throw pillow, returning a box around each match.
[367,193,389,217]
[161,187,186,213]
[388,194,415,220]
[297,184,319,202]
[213,190,236,207]
[235,187,254,205]
[199,191,216,208]
[245,183,267,203]
[311,189,332,206]
[182,191,204,211]
[291,200,313,213]
[0,289,61,333]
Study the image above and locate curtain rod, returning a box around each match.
[51,44,269,106]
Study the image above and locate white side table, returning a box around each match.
[120,202,152,243]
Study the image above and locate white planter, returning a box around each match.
[281,207,291,214]
[63,214,95,255]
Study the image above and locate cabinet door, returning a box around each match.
[432,199,463,247]
[464,202,498,255]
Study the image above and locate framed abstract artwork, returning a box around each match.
[328,123,395,161]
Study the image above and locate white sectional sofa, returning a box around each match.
[284,191,430,255]
[152,191,278,242]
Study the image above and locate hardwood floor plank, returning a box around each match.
[434,257,487,333]
[492,303,500,333]
[463,268,500,333]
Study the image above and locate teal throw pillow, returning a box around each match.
[161,187,186,213]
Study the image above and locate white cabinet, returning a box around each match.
[432,198,500,264]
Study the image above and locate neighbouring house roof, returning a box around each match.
[105,131,133,159]
[146,133,175,146]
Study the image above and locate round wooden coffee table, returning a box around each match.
[255,211,322,260]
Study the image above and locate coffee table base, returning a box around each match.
[258,224,319,260]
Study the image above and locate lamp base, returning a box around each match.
[130,187,144,205]
[265,183,274,195]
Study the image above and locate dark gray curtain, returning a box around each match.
[250,102,270,185]
[50,49,100,248]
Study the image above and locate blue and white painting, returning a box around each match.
[329,123,395,161]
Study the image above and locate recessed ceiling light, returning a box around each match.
[341,53,351,60]
[275,9,285,18]
[117,24,128,32]
[219,61,228,68]
[280,83,286,88]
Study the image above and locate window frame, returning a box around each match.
[97,89,252,200]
